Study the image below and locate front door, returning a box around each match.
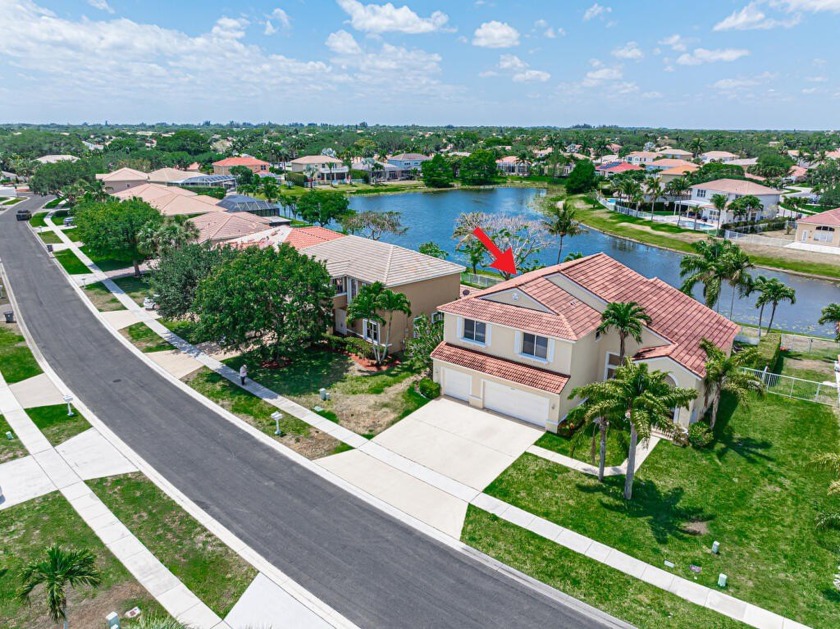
[335,309,347,335]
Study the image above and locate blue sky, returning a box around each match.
[1,0,839,128]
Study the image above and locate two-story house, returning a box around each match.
[431,253,739,432]
[288,155,349,184]
[689,178,781,223]
[212,156,270,176]
[624,151,659,166]
[386,153,430,179]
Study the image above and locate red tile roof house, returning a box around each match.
[430,253,739,431]
[212,156,270,176]
[794,207,840,249]
[596,162,643,178]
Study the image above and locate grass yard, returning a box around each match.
[0,325,42,384]
[0,414,28,463]
[224,348,426,436]
[111,275,151,306]
[121,322,171,352]
[79,246,134,273]
[2,197,22,205]
[54,249,90,275]
[183,367,341,459]
[0,492,165,629]
[63,227,83,243]
[89,473,257,618]
[82,281,126,312]
[483,393,840,627]
[36,230,62,245]
[160,317,210,345]
[535,424,629,468]
[26,404,90,447]
[27,212,49,228]
[463,507,742,629]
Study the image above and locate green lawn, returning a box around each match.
[463,507,742,629]
[0,492,164,629]
[2,197,22,205]
[28,212,49,228]
[0,414,28,463]
[37,230,63,245]
[535,425,629,468]
[111,275,151,306]
[79,246,133,273]
[26,404,90,447]
[82,281,126,312]
[159,317,210,345]
[89,473,257,618]
[44,198,62,209]
[54,249,90,275]
[0,326,42,383]
[483,394,840,627]
[121,322,171,352]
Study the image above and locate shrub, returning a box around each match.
[688,422,714,448]
[285,172,307,187]
[350,169,371,184]
[345,336,375,360]
[417,377,441,399]
[323,334,349,352]
[751,332,782,372]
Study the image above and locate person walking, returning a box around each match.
[239,364,248,386]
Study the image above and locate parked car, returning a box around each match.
[15,209,31,221]
[63,216,74,227]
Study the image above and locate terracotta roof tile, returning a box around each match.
[797,207,840,226]
[431,343,569,394]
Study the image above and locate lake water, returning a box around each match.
[349,187,840,338]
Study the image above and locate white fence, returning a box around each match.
[608,200,716,232]
[744,367,837,406]
[723,231,792,248]
[461,272,503,288]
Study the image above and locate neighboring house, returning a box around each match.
[496,155,529,176]
[657,164,699,186]
[112,183,222,216]
[217,194,282,218]
[35,154,79,164]
[212,156,270,176]
[230,229,464,350]
[689,178,781,223]
[288,155,349,184]
[387,153,430,178]
[795,207,840,248]
[96,167,149,193]
[624,151,659,165]
[656,148,693,160]
[176,174,236,190]
[700,151,738,163]
[190,212,274,244]
[645,158,695,172]
[147,167,194,185]
[431,253,739,431]
[597,162,643,178]
[727,158,758,168]
[186,162,202,172]
[351,158,399,182]
[785,165,808,183]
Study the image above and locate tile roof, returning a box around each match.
[601,163,643,174]
[147,167,194,183]
[798,207,840,226]
[657,148,693,157]
[702,151,738,159]
[658,164,699,176]
[627,151,660,159]
[690,178,779,196]
[290,155,343,165]
[650,158,695,169]
[112,183,222,216]
[190,212,272,243]
[213,156,269,167]
[96,167,149,182]
[389,153,430,161]
[431,343,570,394]
[227,226,345,250]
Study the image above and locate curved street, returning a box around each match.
[0,196,618,628]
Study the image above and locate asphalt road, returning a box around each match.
[0,196,619,629]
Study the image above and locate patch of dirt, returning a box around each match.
[328,377,416,436]
[280,429,342,460]
[84,287,125,312]
[788,357,834,372]
[682,520,710,536]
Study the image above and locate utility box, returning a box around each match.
[105,611,120,628]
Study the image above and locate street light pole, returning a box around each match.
[63,394,74,417]
[270,411,283,436]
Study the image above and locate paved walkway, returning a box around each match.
[527,437,661,477]
[0,372,226,628]
[39,214,813,629]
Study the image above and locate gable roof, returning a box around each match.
[190,212,272,243]
[658,164,699,176]
[690,178,779,196]
[147,167,193,183]
[650,158,695,169]
[797,207,840,226]
[96,167,149,182]
[228,226,345,250]
[599,162,643,174]
[389,153,430,161]
[290,155,343,165]
[112,183,222,216]
[213,156,269,167]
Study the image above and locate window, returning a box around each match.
[364,320,380,344]
[332,277,346,295]
[815,225,835,243]
[522,333,549,360]
[462,319,486,344]
[604,353,621,379]
[432,312,444,324]
[696,189,706,198]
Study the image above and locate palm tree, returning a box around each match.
[541,200,586,264]
[756,279,796,334]
[689,137,704,158]
[347,281,412,365]
[567,380,627,482]
[711,193,729,232]
[617,178,637,208]
[261,177,280,204]
[666,177,689,219]
[563,251,584,262]
[719,245,754,319]
[700,339,764,430]
[597,302,652,362]
[750,275,770,338]
[679,238,732,311]
[19,545,102,629]
[645,176,663,221]
[818,303,840,341]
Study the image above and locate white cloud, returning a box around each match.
[774,0,840,12]
[478,70,498,78]
[612,41,643,60]
[325,30,362,55]
[713,2,801,30]
[806,75,828,82]
[513,70,550,83]
[583,3,611,21]
[659,34,688,51]
[642,91,663,99]
[265,8,291,35]
[802,87,819,94]
[676,48,750,65]
[265,21,278,35]
[87,0,114,13]
[534,19,563,38]
[498,54,527,70]
[582,62,622,87]
[472,21,520,47]
[713,78,760,89]
[336,0,449,34]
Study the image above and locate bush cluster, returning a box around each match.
[417,377,441,399]
[688,422,714,448]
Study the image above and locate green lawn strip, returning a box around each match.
[82,281,126,312]
[462,507,742,629]
[331,442,354,455]
[28,212,49,228]
[89,473,256,618]
[749,253,840,281]
[54,249,90,275]
[44,198,62,209]
[159,318,210,345]
[111,275,151,306]
[2,198,23,205]
[484,394,840,627]
[26,404,90,447]
[535,425,629,468]
[37,230,63,245]
[120,322,171,353]
[62,227,83,243]
[396,385,431,420]
[79,246,133,273]
[0,326,42,384]
[184,367,310,437]
[0,414,28,463]
[0,492,165,628]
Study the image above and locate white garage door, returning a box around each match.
[442,368,472,401]
[483,381,549,426]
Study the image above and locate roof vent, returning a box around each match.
[569,299,578,306]
[512,291,520,301]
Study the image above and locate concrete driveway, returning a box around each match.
[373,398,544,491]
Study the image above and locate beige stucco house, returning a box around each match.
[795,207,840,248]
[96,167,149,193]
[431,253,739,432]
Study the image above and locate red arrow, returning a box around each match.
[472,227,517,276]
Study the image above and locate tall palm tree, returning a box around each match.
[567,379,626,481]
[709,193,729,233]
[818,303,840,341]
[700,339,764,430]
[689,137,704,158]
[541,200,585,264]
[597,302,652,362]
[680,238,728,310]
[750,275,770,338]
[617,178,637,207]
[347,281,412,365]
[666,177,689,218]
[756,279,796,334]
[19,545,102,629]
[645,176,663,221]
[719,245,754,319]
